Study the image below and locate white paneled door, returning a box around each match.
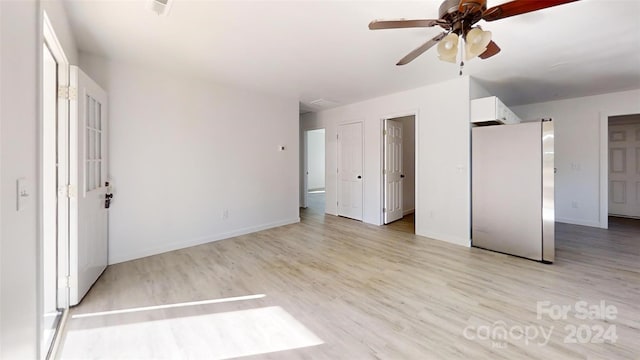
[338,122,363,221]
[609,122,640,218]
[384,119,403,224]
[70,66,109,305]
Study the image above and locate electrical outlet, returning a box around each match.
[222,209,229,220]
[571,201,578,209]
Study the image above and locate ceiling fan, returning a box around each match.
[369,0,579,66]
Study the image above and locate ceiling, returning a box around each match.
[62,0,640,111]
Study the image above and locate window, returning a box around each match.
[85,95,103,192]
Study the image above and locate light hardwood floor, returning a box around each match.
[384,213,415,234]
[59,212,640,359]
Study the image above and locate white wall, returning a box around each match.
[42,0,78,64]
[1,1,39,357]
[302,77,471,247]
[306,129,325,190]
[1,3,3,354]
[512,89,640,227]
[470,78,492,100]
[1,4,3,355]
[79,53,300,264]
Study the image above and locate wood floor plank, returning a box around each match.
[59,212,640,359]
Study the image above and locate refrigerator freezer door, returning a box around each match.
[472,122,543,260]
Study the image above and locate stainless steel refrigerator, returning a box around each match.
[471,120,555,263]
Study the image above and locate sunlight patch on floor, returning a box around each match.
[72,294,266,319]
[61,306,323,359]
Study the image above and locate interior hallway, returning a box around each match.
[58,212,640,359]
[306,191,325,214]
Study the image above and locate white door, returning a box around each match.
[384,119,403,224]
[338,122,363,221]
[69,66,109,305]
[609,122,640,218]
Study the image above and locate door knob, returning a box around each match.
[105,188,114,209]
[400,174,405,178]
[357,175,362,179]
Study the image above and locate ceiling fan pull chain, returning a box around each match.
[459,32,465,76]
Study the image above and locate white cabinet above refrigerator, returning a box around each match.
[471,96,521,125]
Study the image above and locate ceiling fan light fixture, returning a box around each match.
[147,0,173,16]
[437,33,459,63]
[464,28,492,60]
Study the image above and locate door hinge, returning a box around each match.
[383,169,386,175]
[383,129,387,136]
[59,276,72,289]
[67,184,77,198]
[58,86,77,100]
[383,208,387,212]
[57,184,76,198]
[336,134,339,140]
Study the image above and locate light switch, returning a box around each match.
[16,177,29,211]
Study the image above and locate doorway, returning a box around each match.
[608,114,640,219]
[304,129,326,213]
[382,115,415,230]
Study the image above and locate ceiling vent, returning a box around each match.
[309,99,339,109]
[148,0,173,16]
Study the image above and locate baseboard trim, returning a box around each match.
[109,217,301,264]
[608,214,640,220]
[416,229,471,248]
[403,208,415,216]
[555,217,601,228]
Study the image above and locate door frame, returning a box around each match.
[302,130,308,208]
[43,9,70,310]
[379,111,418,226]
[337,121,364,220]
[600,112,640,227]
[41,10,70,359]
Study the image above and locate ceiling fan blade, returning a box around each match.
[482,0,580,22]
[478,40,501,59]
[396,32,447,66]
[369,19,443,30]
